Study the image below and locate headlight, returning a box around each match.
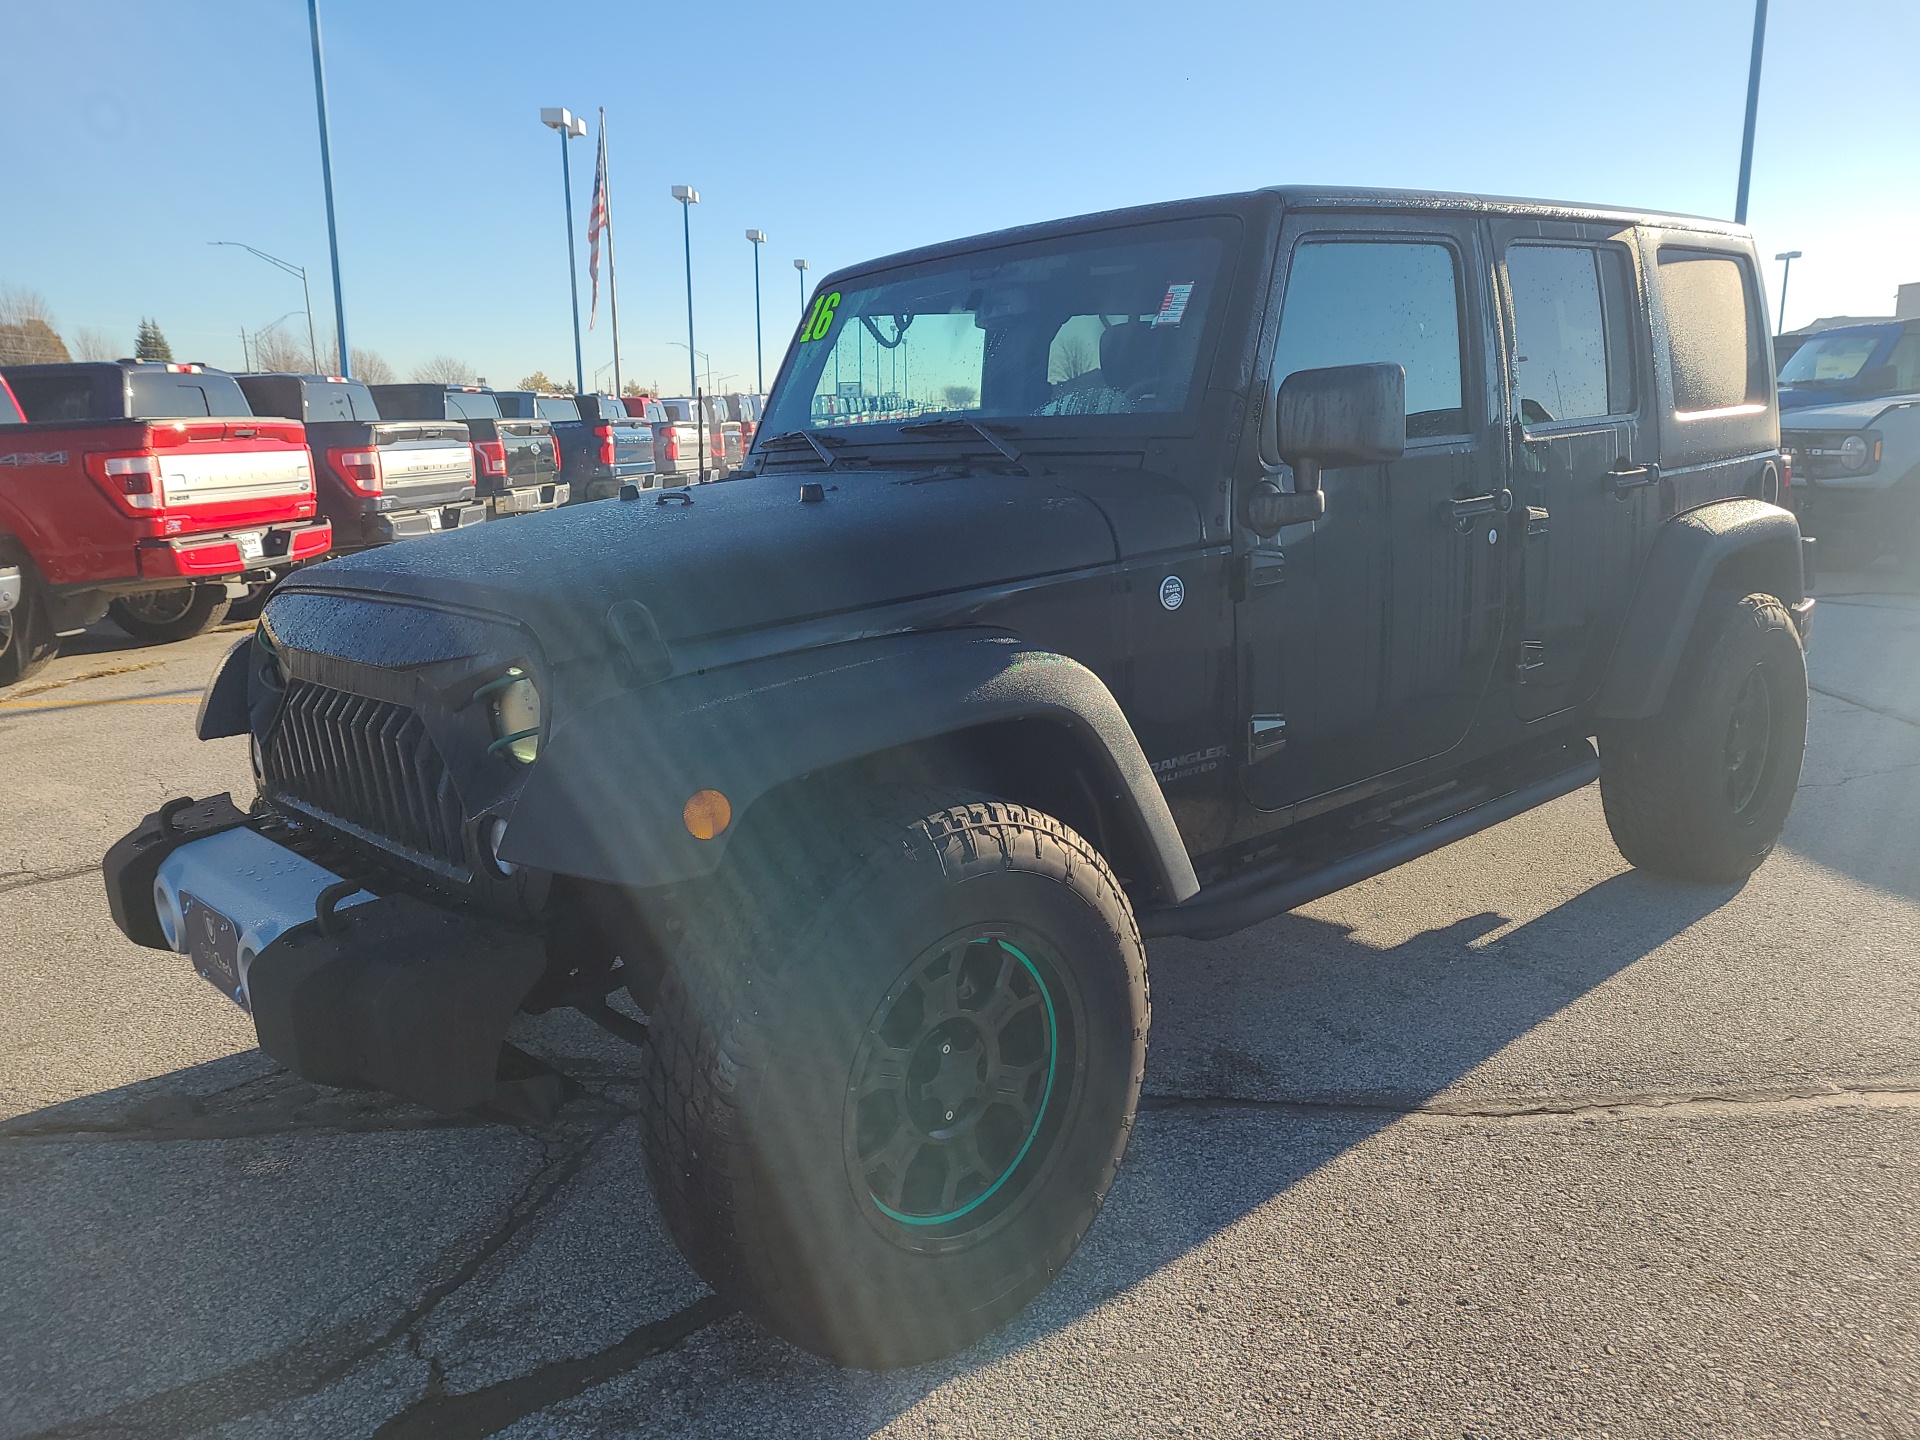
[1838,434,1870,471]
[484,667,543,764]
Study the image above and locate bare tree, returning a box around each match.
[940,384,978,410]
[351,348,394,385]
[74,327,117,362]
[0,286,71,364]
[250,323,310,374]
[411,355,477,385]
[1048,333,1098,385]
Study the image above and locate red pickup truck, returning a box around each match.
[0,361,331,685]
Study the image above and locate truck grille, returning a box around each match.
[263,680,467,874]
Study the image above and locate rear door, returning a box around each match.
[1491,222,1657,720]
[1240,212,1507,812]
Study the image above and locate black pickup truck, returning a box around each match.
[236,374,484,554]
[109,185,1812,1370]
[369,384,566,518]
[494,391,657,502]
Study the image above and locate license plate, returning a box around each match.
[236,532,266,562]
[181,891,250,1011]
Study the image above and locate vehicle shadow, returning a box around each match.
[0,863,1737,1438]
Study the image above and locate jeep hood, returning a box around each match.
[279,465,1199,658]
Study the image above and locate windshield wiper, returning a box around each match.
[897,417,1024,467]
[754,430,843,468]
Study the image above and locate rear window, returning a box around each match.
[661,399,693,423]
[303,381,381,422]
[536,397,581,423]
[4,372,98,422]
[129,372,253,419]
[595,396,628,420]
[0,382,20,425]
[1659,249,1767,414]
[446,390,500,421]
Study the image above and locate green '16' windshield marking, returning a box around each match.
[799,291,841,343]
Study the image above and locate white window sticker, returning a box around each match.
[1152,282,1196,327]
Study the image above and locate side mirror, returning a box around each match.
[1245,362,1408,536]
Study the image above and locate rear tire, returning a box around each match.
[638,790,1148,1368]
[0,562,56,688]
[1599,591,1807,882]
[108,585,231,644]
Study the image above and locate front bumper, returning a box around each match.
[103,796,546,1113]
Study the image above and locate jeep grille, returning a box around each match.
[263,680,467,875]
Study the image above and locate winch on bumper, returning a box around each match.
[102,794,547,1114]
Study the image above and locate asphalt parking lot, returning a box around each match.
[2,566,1917,1440]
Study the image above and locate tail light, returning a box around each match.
[661,427,680,462]
[327,446,383,496]
[595,424,615,467]
[85,453,165,511]
[475,439,508,477]
[550,433,563,468]
[1780,453,1792,491]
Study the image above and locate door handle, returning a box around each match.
[1607,461,1659,495]
[1450,488,1513,531]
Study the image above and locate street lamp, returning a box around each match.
[541,108,589,394]
[1774,251,1802,335]
[211,242,319,372]
[794,258,810,314]
[672,186,700,402]
[668,341,714,396]
[745,229,767,393]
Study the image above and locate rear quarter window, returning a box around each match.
[1659,249,1767,414]
[5,372,104,422]
[0,383,20,425]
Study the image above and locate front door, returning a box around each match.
[1493,223,1657,720]
[1241,215,1508,813]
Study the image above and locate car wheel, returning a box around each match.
[0,563,56,688]
[638,789,1147,1368]
[107,585,232,645]
[1599,591,1807,882]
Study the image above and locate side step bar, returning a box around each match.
[1140,742,1600,941]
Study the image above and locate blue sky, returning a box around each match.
[4,0,1915,395]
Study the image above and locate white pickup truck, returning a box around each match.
[1778,318,1920,563]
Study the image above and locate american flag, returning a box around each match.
[587,121,609,329]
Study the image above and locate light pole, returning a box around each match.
[671,187,701,404]
[794,258,810,315]
[746,230,767,393]
[1734,0,1769,224]
[1774,251,1802,335]
[211,242,319,372]
[306,0,349,375]
[668,342,714,397]
[541,108,588,394]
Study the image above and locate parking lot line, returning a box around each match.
[0,695,199,714]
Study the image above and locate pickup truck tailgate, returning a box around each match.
[161,446,313,507]
[499,421,557,488]
[375,428,475,499]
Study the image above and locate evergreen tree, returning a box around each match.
[134,318,174,362]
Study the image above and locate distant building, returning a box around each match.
[1898,283,1920,320]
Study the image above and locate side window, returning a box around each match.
[1887,332,1920,393]
[1271,240,1467,441]
[1658,249,1767,414]
[1507,245,1638,424]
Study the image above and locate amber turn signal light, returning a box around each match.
[683,789,732,840]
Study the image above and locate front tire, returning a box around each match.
[108,585,231,644]
[1599,591,1807,882]
[639,791,1148,1368]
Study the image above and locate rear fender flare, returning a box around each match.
[501,631,1201,904]
[1595,498,1805,721]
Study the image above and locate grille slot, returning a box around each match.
[265,680,467,874]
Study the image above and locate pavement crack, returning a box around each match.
[17,1114,624,1440]
[1140,1079,1920,1123]
[0,863,97,897]
[370,1294,734,1440]
[1809,682,1920,731]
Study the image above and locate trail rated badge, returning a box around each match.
[1159,574,1185,610]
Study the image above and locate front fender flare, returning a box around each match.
[500,630,1200,904]
[1595,498,1805,722]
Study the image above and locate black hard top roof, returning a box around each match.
[816,185,1747,290]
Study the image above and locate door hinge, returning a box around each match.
[1525,505,1550,536]
[1233,547,1286,600]
[1248,714,1288,763]
[1514,640,1546,681]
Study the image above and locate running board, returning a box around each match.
[1139,742,1600,941]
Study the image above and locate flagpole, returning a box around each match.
[601,108,624,401]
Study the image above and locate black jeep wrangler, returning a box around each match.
[105,187,1812,1369]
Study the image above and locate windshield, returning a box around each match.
[1778,326,1897,386]
[762,219,1231,437]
